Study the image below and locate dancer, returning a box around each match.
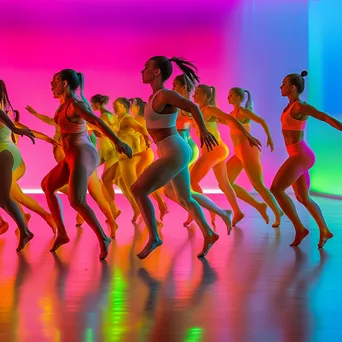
[131,56,237,259]
[0,80,35,250]
[270,71,342,247]
[41,69,132,260]
[130,97,169,221]
[225,87,283,227]
[26,104,117,234]
[191,84,261,225]
[90,94,121,219]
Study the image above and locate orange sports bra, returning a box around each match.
[230,108,250,135]
[176,110,193,130]
[281,100,307,131]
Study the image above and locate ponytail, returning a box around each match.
[169,57,200,85]
[244,90,253,110]
[77,72,91,110]
[209,86,217,106]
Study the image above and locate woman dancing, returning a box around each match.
[0,80,35,251]
[131,56,251,259]
[26,104,117,235]
[191,84,261,226]
[90,94,121,220]
[225,87,283,227]
[41,69,132,260]
[270,71,342,247]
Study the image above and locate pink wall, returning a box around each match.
[1,0,308,191]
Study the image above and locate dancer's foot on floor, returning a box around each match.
[221,210,232,235]
[272,210,284,228]
[232,212,244,226]
[198,233,219,258]
[159,203,169,222]
[290,228,309,247]
[137,239,163,260]
[318,231,333,248]
[50,234,70,252]
[45,214,57,234]
[183,214,193,227]
[257,203,269,224]
[99,236,111,260]
[17,231,34,252]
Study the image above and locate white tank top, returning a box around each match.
[144,89,178,129]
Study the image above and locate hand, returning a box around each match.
[114,139,132,158]
[12,127,35,144]
[246,134,262,151]
[25,105,37,115]
[266,137,274,152]
[144,135,151,149]
[200,130,219,151]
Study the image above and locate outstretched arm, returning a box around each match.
[26,105,56,126]
[122,117,151,148]
[15,122,59,145]
[0,110,35,144]
[239,108,274,151]
[299,103,342,131]
[70,101,132,158]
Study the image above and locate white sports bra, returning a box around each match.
[144,89,178,130]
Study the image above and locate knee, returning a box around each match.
[69,195,86,211]
[295,193,309,205]
[41,175,53,194]
[131,181,142,199]
[270,183,281,197]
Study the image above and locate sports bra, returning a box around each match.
[54,98,87,135]
[196,105,221,142]
[144,89,178,129]
[230,108,251,135]
[0,124,13,143]
[281,100,307,131]
[176,110,193,130]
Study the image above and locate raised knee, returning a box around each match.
[41,175,52,194]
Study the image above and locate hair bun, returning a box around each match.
[300,70,308,77]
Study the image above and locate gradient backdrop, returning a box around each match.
[1,0,310,192]
[308,0,342,197]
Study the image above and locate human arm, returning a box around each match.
[122,116,151,148]
[162,90,218,151]
[0,110,35,144]
[297,103,342,131]
[239,108,274,151]
[70,101,132,158]
[25,105,56,126]
[14,122,59,145]
[208,106,262,150]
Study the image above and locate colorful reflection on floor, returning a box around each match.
[0,194,341,342]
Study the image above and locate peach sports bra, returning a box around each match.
[281,100,307,131]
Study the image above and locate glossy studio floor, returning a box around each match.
[0,193,341,342]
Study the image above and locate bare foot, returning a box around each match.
[183,214,194,227]
[45,214,57,234]
[221,210,232,235]
[272,210,284,228]
[0,221,9,235]
[114,210,122,220]
[232,212,244,226]
[99,237,111,260]
[198,233,219,258]
[159,203,169,222]
[137,239,163,259]
[16,231,34,252]
[290,228,309,247]
[50,234,70,252]
[76,213,84,227]
[257,203,269,224]
[318,231,333,248]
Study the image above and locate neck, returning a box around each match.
[198,101,209,110]
[118,111,127,118]
[150,79,165,94]
[288,93,300,103]
[60,90,76,104]
[100,106,109,115]
[233,103,241,110]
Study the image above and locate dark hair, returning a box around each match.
[59,69,91,109]
[150,56,200,84]
[90,94,109,106]
[130,97,146,115]
[0,79,15,113]
[231,87,253,110]
[197,84,217,106]
[174,73,196,95]
[115,97,130,111]
[286,70,308,94]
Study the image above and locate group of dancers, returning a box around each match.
[0,56,341,261]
